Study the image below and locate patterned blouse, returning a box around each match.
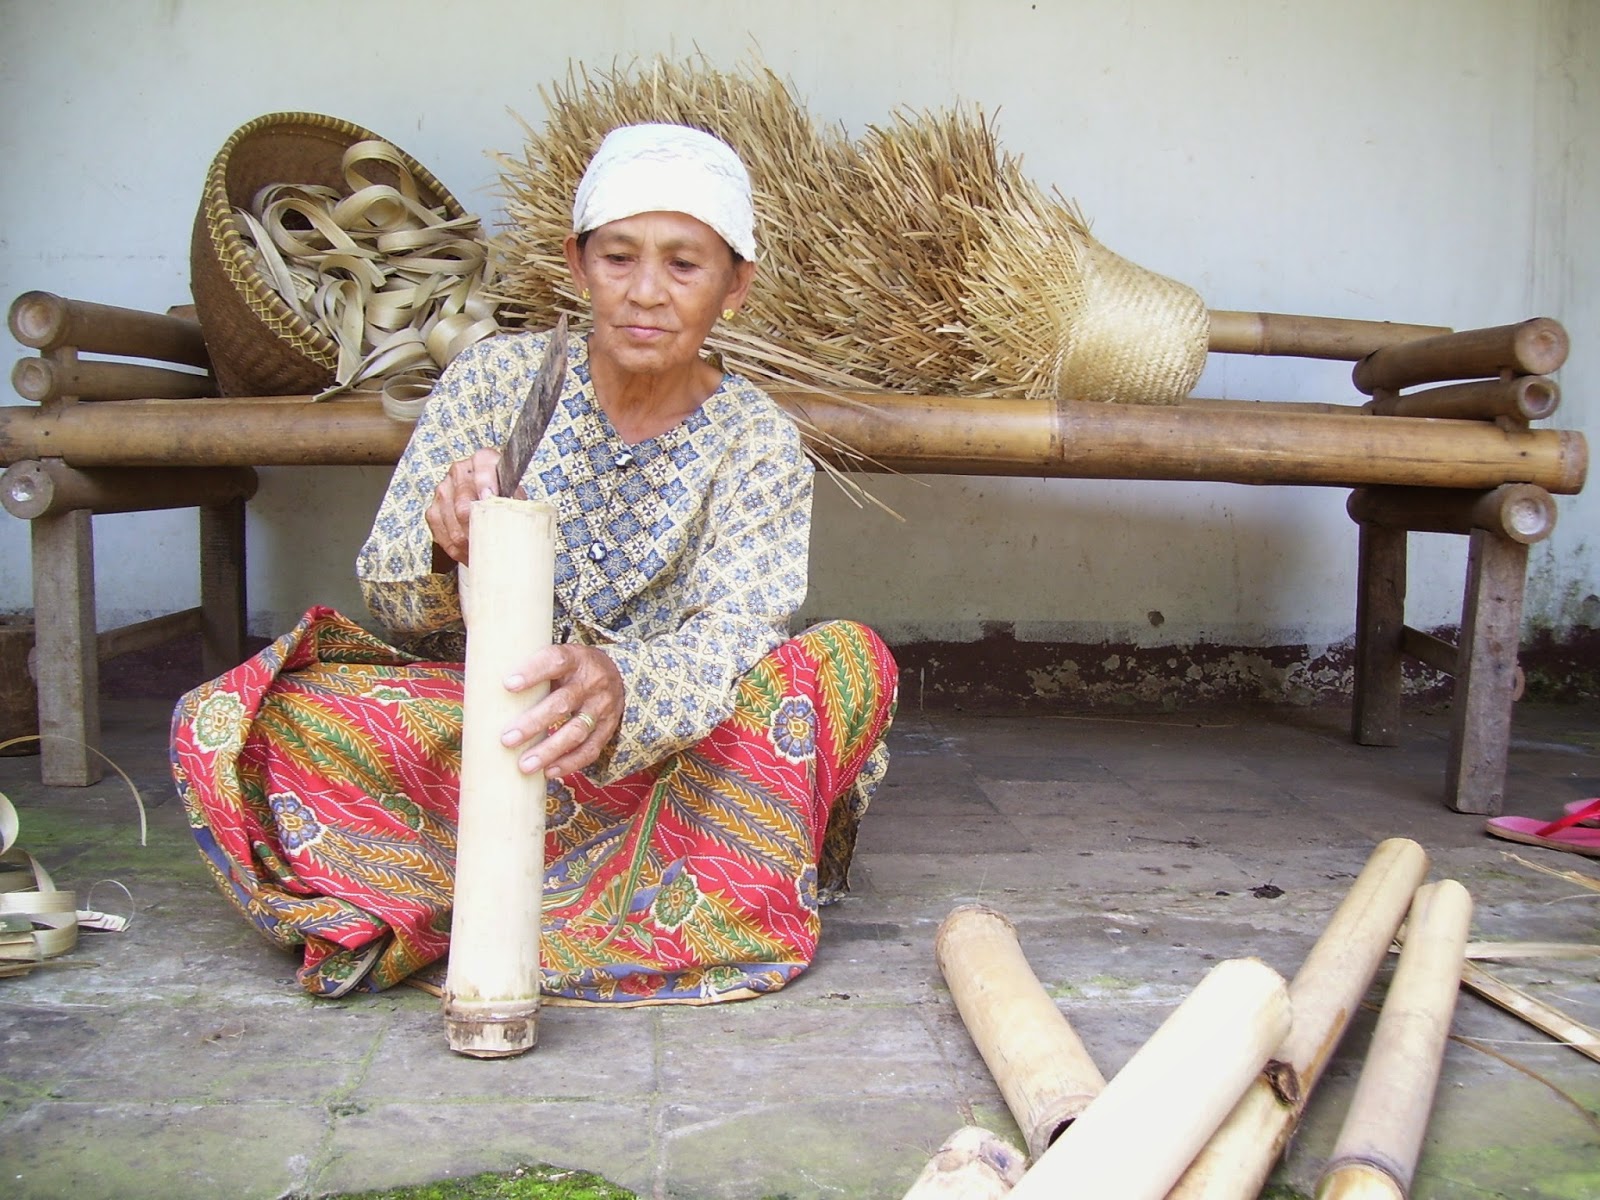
[356,329,815,784]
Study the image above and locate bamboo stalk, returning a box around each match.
[0,394,1586,495]
[900,1127,1027,1200]
[11,356,216,403]
[1004,958,1291,1200]
[0,459,258,519]
[442,497,555,1058]
[1459,962,1600,1066]
[1315,880,1474,1200]
[1169,838,1430,1200]
[1368,376,1560,423]
[8,290,212,368]
[934,906,1107,1159]
[1352,319,1569,395]
[1346,484,1559,544]
[1207,312,1450,361]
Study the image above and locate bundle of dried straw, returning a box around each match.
[490,58,1208,404]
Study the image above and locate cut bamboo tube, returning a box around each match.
[1315,880,1474,1200]
[1004,957,1290,1200]
[1353,318,1569,395]
[1169,837,1430,1200]
[8,290,212,368]
[442,497,555,1057]
[934,906,1107,1158]
[0,394,1586,495]
[1207,312,1450,361]
[1459,962,1600,1066]
[1,459,258,519]
[900,1126,1027,1200]
[1368,376,1560,423]
[1346,484,1559,544]
[11,356,216,403]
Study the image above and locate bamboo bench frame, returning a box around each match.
[1,292,1588,814]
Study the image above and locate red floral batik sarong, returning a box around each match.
[170,607,897,1003]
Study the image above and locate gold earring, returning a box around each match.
[722,308,736,321]
[581,288,590,302]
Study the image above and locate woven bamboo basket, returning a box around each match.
[190,111,469,397]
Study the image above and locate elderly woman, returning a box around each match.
[171,124,898,1004]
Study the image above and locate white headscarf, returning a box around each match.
[571,123,758,261]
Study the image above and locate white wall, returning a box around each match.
[2,0,1595,653]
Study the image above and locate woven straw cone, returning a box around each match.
[191,111,468,397]
[490,58,1209,404]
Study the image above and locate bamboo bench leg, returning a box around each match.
[31,509,102,785]
[199,498,247,676]
[1352,523,1406,747]
[1445,529,1528,815]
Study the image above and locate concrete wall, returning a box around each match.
[3,1,1595,691]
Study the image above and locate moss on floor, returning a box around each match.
[320,1163,638,1200]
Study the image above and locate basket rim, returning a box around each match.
[199,110,469,372]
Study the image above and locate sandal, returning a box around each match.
[1486,798,1600,858]
[1562,798,1600,827]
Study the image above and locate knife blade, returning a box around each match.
[495,313,569,498]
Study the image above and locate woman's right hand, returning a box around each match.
[425,448,504,569]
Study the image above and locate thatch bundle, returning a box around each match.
[490,58,1209,404]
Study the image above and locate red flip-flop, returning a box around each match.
[1562,798,1600,827]
[1486,798,1600,857]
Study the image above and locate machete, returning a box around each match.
[495,313,569,497]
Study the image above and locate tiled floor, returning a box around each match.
[2,696,1597,1198]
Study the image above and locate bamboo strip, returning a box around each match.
[1169,837,1430,1200]
[1207,312,1450,361]
[0,394,1586,495]
[934,906,1107,1158]
[1353,319,1569,395]
[0,459,258,519]
[1459,962,1600,1066]
[1368,376,1559,423]
[1462,941,1600,960]
[1315,880,1474,1200]
[7,291,212,368]
[900,1127,1027,1200]
[11,356,216,404]
[1346,484,1558,544]
[442,497,555,1057]
[1005,958,1291,1200]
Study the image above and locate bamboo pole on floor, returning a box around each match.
[441,498,555,1057]
[1004,957,1292,1200]
[1168,837,1431,1200]
[900,1126,1027,1200]
[935,906,1107,1159]
[1315,880,1473,1200]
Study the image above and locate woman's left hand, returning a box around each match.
[499,644,625,781]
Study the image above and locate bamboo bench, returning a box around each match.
[1,292,1588,814]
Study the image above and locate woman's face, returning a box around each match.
[565,211,754,383]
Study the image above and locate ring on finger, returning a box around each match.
[569,711,597,736]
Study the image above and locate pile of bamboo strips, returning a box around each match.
[904,839,1490,1199]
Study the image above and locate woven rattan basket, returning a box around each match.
[190,111,468,396]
